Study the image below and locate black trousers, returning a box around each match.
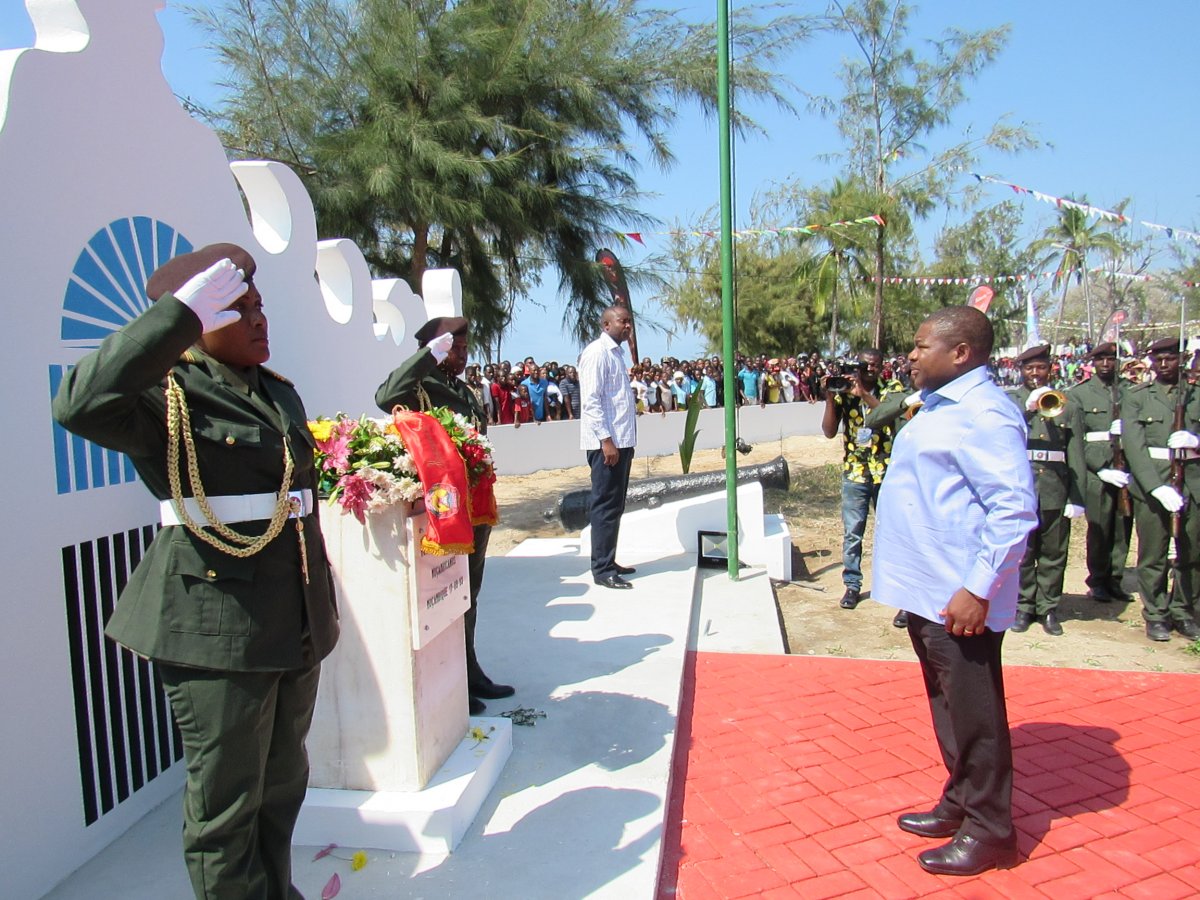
[907,614,1014,845]
[588,446,634,579]
[465,522,492,687]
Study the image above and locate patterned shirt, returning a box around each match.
[834,378,905,484]
[578,332,637,450]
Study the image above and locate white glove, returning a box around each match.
[1168,430,1200,450]
[1064,503,1086,519]
[903,390,922,408]
[1151,485,1185,513]
[427,331,455,363]
[1109,419,1122,436]
[1025,386,1052,412]
[174,259,247,334]
[1097,468,1131,488]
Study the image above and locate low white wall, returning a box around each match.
[488,401,825,476]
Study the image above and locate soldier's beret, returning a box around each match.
[1147,337,1183,355]
[1086,342,1117,359]
[1015,343,1051,363]
[146,243,256,301]
[414,316,469,345]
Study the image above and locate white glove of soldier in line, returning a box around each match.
[1097,468,1131,488]
[903,390,923,408]
[1109,419,1122,436]
[1150,484,1185,513]
[1167,430,1200,450]
[1063,504,1086,519]
[427,331,455,363]
[1025,386,1052,412]
[175,259,247,334]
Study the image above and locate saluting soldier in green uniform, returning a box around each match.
[1008,345,1087,636]
[1068,342,1134,603]
[53,244,339,900]
[376,316,514,715]
[1120,337,1200,642]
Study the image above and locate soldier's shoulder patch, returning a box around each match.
[179,349,199,364]
[261,366,294,387]
[1130,381,1152,393]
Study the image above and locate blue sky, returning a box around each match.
[3,1,1198,362]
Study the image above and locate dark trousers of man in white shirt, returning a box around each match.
[588,447,634,580]
[907,614,1015,846]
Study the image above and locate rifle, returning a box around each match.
[1169,310,1188,605]
[1110,373,1133,518]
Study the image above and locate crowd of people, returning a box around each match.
[466,343,1154,427]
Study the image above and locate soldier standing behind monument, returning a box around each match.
[1068,342,1134,604]
[376,316,515,714]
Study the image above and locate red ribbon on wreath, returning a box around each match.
[391,409,476,555]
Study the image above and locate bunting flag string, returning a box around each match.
[968,172,1200,246]
[865,266,1190,287]
[609,214,885,247]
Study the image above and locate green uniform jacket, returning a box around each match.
[375,347,488,433]
[1068,376,1128,474]
[52,296,339,671]
[1121,380,1200,503]
[862,388,914,434]
[1010,386,1087,509]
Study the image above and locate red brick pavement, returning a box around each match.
[658,652,1200,899]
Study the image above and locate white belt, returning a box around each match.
[1028,450,1066,463]
[161,490,313,527]
[1085,431,1113,442]
[1148,448,1200,461]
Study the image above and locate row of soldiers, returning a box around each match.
[1005,339,1200,642]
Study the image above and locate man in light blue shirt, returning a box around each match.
[873,306,1036,877]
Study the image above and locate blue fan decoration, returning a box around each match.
[61,217,192,347]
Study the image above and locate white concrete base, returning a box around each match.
[294,716,513,855]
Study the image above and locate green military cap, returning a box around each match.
[146,243,257,301]
[414,316,469,346]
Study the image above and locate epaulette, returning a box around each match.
[1129,381,1152,393]
[261,366,294,387]
[179,349,200,364]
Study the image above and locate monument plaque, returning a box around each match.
[407,515,470,650]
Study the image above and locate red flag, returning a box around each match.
[1099,309,1129,344]
[967,285,994,312]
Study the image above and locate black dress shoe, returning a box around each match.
[469,696,486,715]
[918,833,1018,876]
[897,811,962,839]
[1109,584,1134,602]
[840,587,861,609]
[1010,610,1034,633]
[595,574,633,590]
[470,680,516,700]
[1087,586,1114,603]
[1147,621,1171,642]
[892,611,909,628]
[615,564,637,575]
[1042,610,1064,636]
[1173,618,1200,640]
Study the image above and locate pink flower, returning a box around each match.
[317,435,351,472]
[336,473,373,523]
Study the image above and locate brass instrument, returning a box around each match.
[904,400,923,419]
[1037,389,1068,418]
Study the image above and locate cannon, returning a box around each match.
[551,455,791,531]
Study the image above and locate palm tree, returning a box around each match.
[1029,205,1124,345]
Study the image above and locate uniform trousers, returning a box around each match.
[1132,499,1200,624]
[1083,474,1132,594]
[158,662,320,900]
[1017,504,1070,616]
[465,522,493,687]
[907,614,1014,846]
[588,446,634,579]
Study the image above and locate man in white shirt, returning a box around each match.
[578,306,638,589]
[873,306,1037,876]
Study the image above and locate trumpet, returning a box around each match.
[904,400,923,419]
[1037,389,1068,418]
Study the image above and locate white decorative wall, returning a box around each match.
[0,3,453,897]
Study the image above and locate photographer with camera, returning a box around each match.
[822,349,906,611]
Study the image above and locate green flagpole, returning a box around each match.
[717,0,739,579]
